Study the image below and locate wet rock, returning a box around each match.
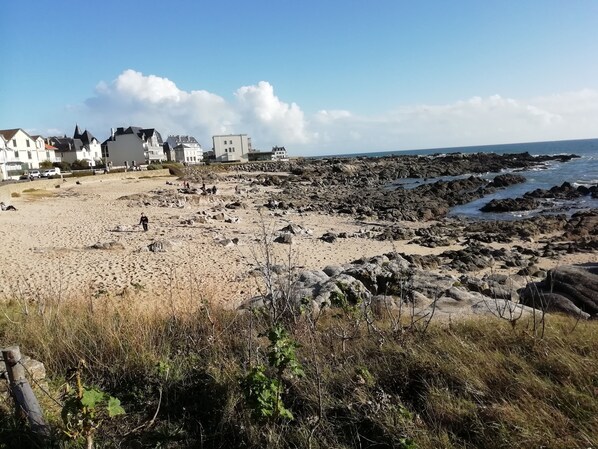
[249,152,578,222]
[489,173,526,187]
[524,182,594,200]
[480,197,540,213]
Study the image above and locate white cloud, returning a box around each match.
[78,69,598,155]
[234,81,310,144]
[82,70,309,150]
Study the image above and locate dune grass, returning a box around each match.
[1,289,597,449]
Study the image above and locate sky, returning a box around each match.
[1,0,598,156]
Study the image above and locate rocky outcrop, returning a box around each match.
[523,182,597,200]
[520,264,598,318]
[480,197,540,213]
[480,182,598,214]
[488,173,527,188]
[225,153,579,222]
[241,253,541,320]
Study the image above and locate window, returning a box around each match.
[14,150,19,158]
[46,151,50,158]
[28,151,32,159]
[12,139,16,146]
[26,140,30,147]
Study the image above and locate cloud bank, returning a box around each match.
[80,69,598,155]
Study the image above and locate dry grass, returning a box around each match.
[20,189,55,201]
[1,291,597,449]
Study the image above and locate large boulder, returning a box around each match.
[519,264,598,318]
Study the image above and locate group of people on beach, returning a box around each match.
[201,183,217,195]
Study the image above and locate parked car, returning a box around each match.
[41,168,61,177]
[19,170,41,180]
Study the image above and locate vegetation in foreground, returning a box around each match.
[0,289,597,449]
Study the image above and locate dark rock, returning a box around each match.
[480,197,539,213]
[225,201,246,209]
[274,233,293,244]
[520,264,598,318]
[489,173,526,187]
[320,232,338,243]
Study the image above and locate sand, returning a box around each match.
[0,172,593,308]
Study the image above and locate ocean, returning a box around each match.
[327,138,598,220]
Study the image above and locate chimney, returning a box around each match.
[111,128,115,138]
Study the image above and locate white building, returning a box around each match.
[164,135,203,164]
[102,126,165,167]
[212,134,251,163]
[271,146,289,161]
[47,125,102,167]
[0,128,59,179]
[0,134,7,181]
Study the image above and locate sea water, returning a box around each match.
[325,138,598,219]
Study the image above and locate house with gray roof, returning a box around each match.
[164,135,203,165]
[47,125,102,167]
[101,126,165,167]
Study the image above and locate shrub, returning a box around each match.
[53,161,72,172]
[0,295,596,449]
[71,159,90,170]
[162,163,184,177]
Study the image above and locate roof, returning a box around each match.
[80,130,97,144]
[108,126,163,144]
[174,143,202,150]
[47,136,83,153]
[168,135,199,144]
[0,128,24,141]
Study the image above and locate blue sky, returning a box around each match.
[2,0,598,155]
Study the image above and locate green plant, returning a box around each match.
[61,363,125,449]
[72,159,90,170]
[54,161,72,171]
[242,325,304,421]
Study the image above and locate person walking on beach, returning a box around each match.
[139,213,149,231]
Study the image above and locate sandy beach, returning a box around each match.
[0,170,594,310]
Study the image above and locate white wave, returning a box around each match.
[573,181,598,187]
